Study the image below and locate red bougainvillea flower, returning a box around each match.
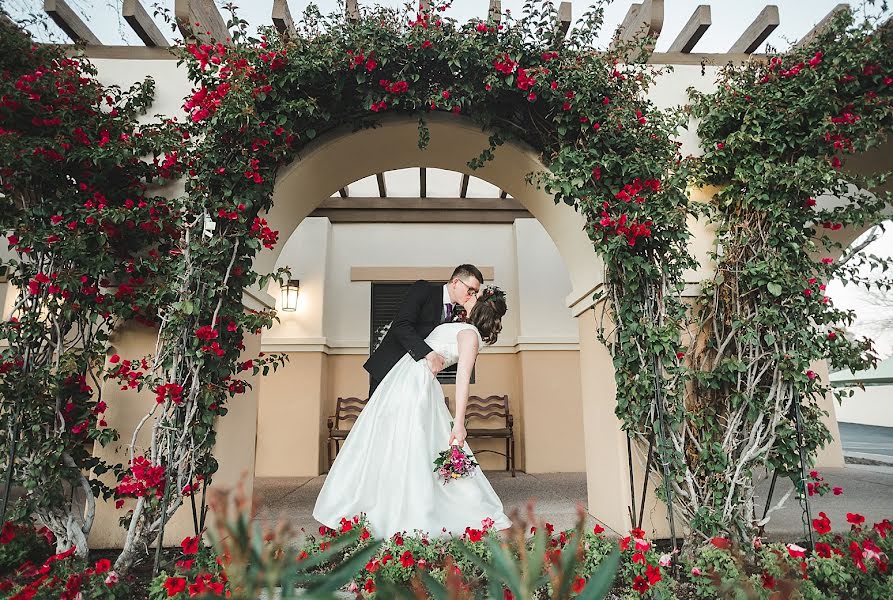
[493,53,518,75]
[572,576,586,593]
[195,325,218,341]
[155,382,184,405]
[833,486,843,495]
[516,68,536,91]
[847,512,865,525]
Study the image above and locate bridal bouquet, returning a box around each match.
[433,444,479,484]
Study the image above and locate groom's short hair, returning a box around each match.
[451,264,484,284]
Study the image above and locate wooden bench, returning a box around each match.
[326,395,449,469]
[446,394,516,477]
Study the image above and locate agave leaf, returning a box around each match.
[417,568,449,600]
[305,540,382,593]
[296,528,364,572]
[554,530,584,599]
[373,579,419,599]
[524,528,548,591]
[455,542,514,597]
[485,535,522,597]
[577,550,620,600]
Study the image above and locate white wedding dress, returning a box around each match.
[313,322,512,539]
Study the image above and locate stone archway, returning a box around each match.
[250,113,647,534]
[256,113,601,308]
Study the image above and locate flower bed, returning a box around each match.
[2,506,890,599]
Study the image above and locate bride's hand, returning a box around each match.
[448,423,467,447]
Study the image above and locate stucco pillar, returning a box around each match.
[577,305,672,538]
[811,359,846,468]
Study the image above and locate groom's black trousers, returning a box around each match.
[368,376,382,399]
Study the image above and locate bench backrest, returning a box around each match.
[333,396,450,429]
[464,394,511,428]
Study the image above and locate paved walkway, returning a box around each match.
[254,465,893,543]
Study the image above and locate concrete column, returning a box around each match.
[577,306,671,538]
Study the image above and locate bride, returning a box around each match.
[312,287,512,539]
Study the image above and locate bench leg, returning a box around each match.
[505,438,510,472]
[510,435,516,477]
[326,438,331,471]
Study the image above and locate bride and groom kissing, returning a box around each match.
[313,264,513,539]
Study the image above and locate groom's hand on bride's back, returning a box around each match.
[425,351,445,376]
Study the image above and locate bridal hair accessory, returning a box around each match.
[479,286,506,304]
[433,445,479,484]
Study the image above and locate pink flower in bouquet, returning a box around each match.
[433,444,479,484]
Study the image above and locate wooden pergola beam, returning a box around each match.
[175,0,230,44]
[614,3,641,41]
[420,168,427,199]
[794,4,850,49]
[376,173,387,198]
[556,2,572,42]
[459,174,470,198]
[313,195,534,223]
[271,0,295,37]
[346,0,359,21]
[616,0,663,43]
[122,0,169,47]
[44,0,101,45]
[338,187,349,198]
[318,197,526,211]
[729,5,779,54]
[499,189,508,199]
[488,0,501,23]
[667,5,710,53]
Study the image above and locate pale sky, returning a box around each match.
[5,1,890,49]
[5,0,893,357]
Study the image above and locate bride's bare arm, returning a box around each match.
[450,330,480,445]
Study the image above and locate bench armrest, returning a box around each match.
[327,416,335,431]
[507,414,514,428]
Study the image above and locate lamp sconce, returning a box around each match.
[281,279,300,312]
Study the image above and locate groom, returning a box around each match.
[364,264,484,397]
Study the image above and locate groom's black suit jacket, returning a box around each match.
[363,280,444,387]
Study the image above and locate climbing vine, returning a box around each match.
[685,8,893,541]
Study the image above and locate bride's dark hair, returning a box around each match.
[469,287,506,345]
